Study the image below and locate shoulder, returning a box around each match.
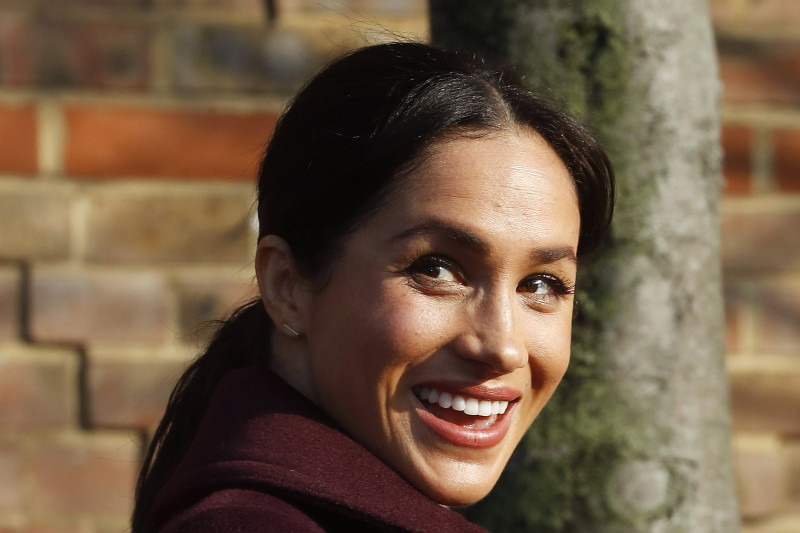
[160,488,326,533]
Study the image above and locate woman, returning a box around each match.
[133,42,614,532]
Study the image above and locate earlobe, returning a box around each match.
[255,235,310,338]
[281,322,301,337]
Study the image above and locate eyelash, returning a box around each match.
[405,255,463,286]
[403,254,575,303]
[518,275,575,303]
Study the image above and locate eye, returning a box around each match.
[518,275,574,302]
[406,255,464,285]
[418,264,458,282]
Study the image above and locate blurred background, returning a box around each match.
[0,1,797,532]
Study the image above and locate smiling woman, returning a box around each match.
[132,42,614,532]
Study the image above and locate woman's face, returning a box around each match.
[302,129,580,505]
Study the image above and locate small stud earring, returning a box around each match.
[281,322,300,337]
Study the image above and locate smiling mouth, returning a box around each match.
[414,386,512,431]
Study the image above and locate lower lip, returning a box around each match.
[412,394,515,449]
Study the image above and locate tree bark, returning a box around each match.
[430,1,740,532]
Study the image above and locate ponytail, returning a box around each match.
[131,301,272,532]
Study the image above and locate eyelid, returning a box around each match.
[405,254,466,285]
[518,273,575,299]
[402,253,575,301]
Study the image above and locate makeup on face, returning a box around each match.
[413,382,518,448]
[297,129,581,506]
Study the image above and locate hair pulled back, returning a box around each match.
[133,42,614,532]
[259,41,613,276]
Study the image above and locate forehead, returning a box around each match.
[400,130,578,224]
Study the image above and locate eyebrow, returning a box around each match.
[391,219,577,265]
[531,246,577,265]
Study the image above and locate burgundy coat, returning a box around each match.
[147,366,490,532]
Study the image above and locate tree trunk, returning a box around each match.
[430,1,740,532]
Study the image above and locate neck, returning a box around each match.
[269,336,318,405]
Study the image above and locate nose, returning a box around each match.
[454,287,528,374]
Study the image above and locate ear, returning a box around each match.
[255,235,311,338]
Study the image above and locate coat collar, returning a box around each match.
[152,366,488,532]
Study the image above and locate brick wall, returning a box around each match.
[0,1,796,531]
[713,0,800,531]
[0,1,426,531]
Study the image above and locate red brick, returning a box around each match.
[731,371,800,433]
[0,268,20,341]
[173,25,326,93]
[0,441,22,511]
[0,182,72,261]
[0,348,78,428]
[0,103,37,174]
[36,19,149,90]
[84,186,253,264]
[722,124,752,195]
[29,268,170,344]
[721,207,800,273]
[734,436,786,519]
[718,38,800,106]
[0,14,149,89]
[176,275,258,344]
[87,356,184,429]
[711,0,800,33]
[753,285,800,356]
[774,129,800,192]
[0,13,35,87]
[64,105,277,179]
[724,283,745,354]
[28,432,139,516]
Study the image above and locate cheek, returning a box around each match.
[525,311,573,390]
[363,291,456,372]
[313,282,454,396]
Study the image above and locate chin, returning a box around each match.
[437,491,491,508]
[421,478,498,508]
[400,453,510,508]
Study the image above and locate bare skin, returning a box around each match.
[256,128,580,506]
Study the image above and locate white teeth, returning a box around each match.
[438,391,453,408]
[428,389,439,404]
[417,386,510,417]
[464,398,479,415]
[452,395,466,411]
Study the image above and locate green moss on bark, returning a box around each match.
[434,1,737,531]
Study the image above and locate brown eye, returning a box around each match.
[518,275,573,302]
[419,264,457,281]
[519,277,556,295]
[407,255,463,285]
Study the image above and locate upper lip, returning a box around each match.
[414,380,522,402]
